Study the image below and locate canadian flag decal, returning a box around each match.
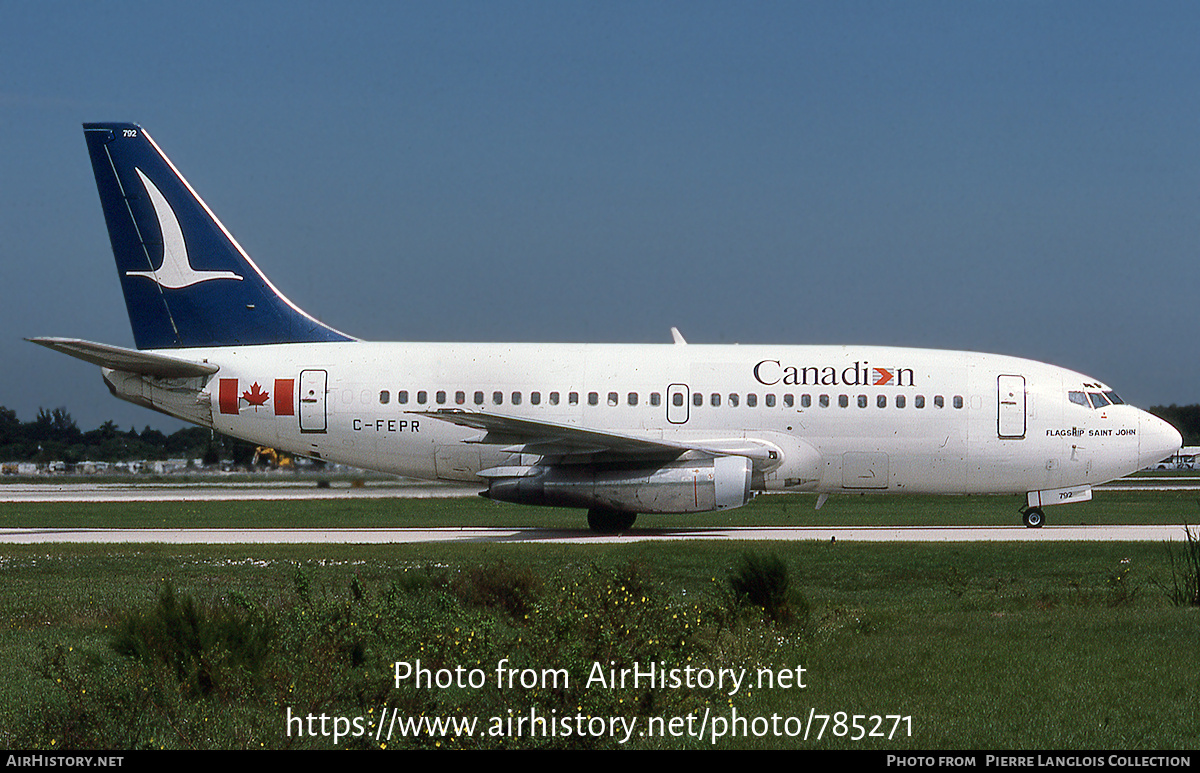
[217,378,295,415]
[275,379,295,416]
[243,382,270,409]
[219,379,240,414]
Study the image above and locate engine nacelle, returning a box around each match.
[483,455,753,514]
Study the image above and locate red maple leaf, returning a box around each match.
[242,382,270,409]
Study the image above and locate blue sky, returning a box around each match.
[2,2,1197,432]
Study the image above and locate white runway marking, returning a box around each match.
[0,525,1192,545]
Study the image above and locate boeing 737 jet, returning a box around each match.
[30,123,1182,531]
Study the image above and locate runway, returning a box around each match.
[1,524,1194,545]
[2,475,1195,504]
[0,480,478,502]
[1,477,1194,544]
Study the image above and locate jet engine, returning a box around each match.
[482,455,753,514]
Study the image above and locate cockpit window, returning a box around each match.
[1087,392,1111,409]
[1068,391,1089,408]
[1104,391,1124,405]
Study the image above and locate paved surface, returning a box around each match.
[1,524,1194,545]
[0,480,478,502]
[1,477,1193,544]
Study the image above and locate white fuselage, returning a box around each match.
[111,341,1179,501]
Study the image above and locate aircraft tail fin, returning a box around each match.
[82,123,353,350]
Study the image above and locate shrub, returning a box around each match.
[727,551,808,628]
[110,583,272,698]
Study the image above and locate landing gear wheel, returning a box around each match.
[1022,508,1045,528]
[587,509,637,534]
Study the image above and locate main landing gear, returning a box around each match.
[587,508,637,534]
[1021,507,1045,529]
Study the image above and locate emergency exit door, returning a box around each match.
[666,384,689,424]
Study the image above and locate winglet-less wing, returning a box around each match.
[27,337,219,378]
[412,408,780,465]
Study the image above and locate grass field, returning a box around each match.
[0,490,1197,749]
[2,485,1199,529]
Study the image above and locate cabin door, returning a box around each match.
[997,375,1026,439]
[299,369,328,433]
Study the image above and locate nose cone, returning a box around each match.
[1139,412,1183,470]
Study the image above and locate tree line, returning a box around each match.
[0,406,256,466]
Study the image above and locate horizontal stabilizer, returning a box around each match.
[27,337,219,378]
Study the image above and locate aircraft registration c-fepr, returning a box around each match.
[30,123,1182,532]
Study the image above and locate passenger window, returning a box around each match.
[787,394,797,408]
[877,395,886,408]
[608,392,618,407]
[588,392,599,406]
[398,390,408,405]
[896,395,906,408]
[693,393,703,407]
[549,392,560,405]
[953,395,963,409]
[493,391,503,405]
[672,393,683,407]
[839,395,849,408]
[512,392,522,405]
[474,391,484,405]
[531,392,541,405]
[915,395,925,408]
[711,393,721,407]
[417,390,427,404]
[934,395,944,408]
[857,395,867,408]
[627,392,638,406]
[436,390,446,404]
[379,390,390,405]
[456,391,466,405]
[766,394,776,407]
[569,392,579,405]
[747,394,757,408]
[819,395,829,408]
[729,393,739,407]
[650,393,661,406]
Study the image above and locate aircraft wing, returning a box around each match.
[412,408,778,464]
[27,337,219,378]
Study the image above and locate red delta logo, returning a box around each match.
[218,378,295,416]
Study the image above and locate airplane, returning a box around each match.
[30,123,1182,532]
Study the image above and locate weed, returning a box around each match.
[449,560,541,619]
[110,582,272,698]
[1156,525,1200,606]
[727,551,808,628]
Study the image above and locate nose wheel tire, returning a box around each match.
[587,509,637,534]
[1022,507,1045,528]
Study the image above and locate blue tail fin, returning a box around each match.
[83,123,353,349]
